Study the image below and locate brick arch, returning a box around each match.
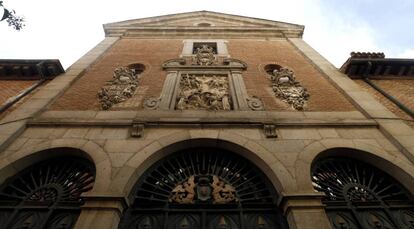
[0,139,111,193]
[296,140,414,194]
[120,130,294,199]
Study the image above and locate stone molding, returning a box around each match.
[81,196,127,215]
[288,38,414,164]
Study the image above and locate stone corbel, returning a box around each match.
[223,58,247,70]
[263,124,277,138]
[131,123,145,138]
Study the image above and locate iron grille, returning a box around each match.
[0,156,95,229]
[119,148,289,229]
[312,157,414,228]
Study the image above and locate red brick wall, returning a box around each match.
[227,39,355,111]
[0,80,36,105]
[355,79,414,128]
[0,80,48,119]
[50,39,183,110]
[50,38,356,111]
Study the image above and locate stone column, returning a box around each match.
[279,193,332,229]
[74,196,126,229]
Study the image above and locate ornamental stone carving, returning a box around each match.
[97,67,139,110]
[176,74,232,111]
[169,175,237,204]
[246,96,264,111]
[270,67,309,110]
[192,44,217,66]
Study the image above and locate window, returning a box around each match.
[181,40,228,57]
[312,157,414,228]
[119,148,288,229]
[192,42,217,54]
[0,156,95,229]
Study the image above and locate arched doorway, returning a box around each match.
[312,157,414,228]
[119,147,288,229]
[0,156,95,228]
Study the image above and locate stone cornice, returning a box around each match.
[105,27,303,38]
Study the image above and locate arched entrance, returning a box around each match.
[312,156,414,228]
[0,156,95,228]
[119,147,288,229]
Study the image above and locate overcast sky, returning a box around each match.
[1,0,413,69]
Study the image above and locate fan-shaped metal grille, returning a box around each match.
[120,148,288,229]
[312,157,414,228]
[0,156,95,229]
[134,148,275,206]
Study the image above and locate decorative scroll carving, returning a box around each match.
[97,67,139,110]
[143,97,160,110]
[246,96,264,111]
[263,124,277,138]
[170,176,196,204]
[169,175,237,204]
[270,67,309,110]
[176,74,232,111]
[192,44,216,66]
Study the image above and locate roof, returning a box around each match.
[0,59,65,80]
[340,52,414,79]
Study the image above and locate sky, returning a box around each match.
[0,0,413,69]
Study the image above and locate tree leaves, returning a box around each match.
[0,1,25,31]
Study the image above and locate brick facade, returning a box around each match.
[50,39,356,111]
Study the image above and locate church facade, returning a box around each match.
[0,11,414,229]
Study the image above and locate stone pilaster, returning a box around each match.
[279,193,332,229]
[74,196,126,229]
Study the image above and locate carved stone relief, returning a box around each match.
[192,44,217,66]
[175,74,232,111]
[97,67,139,110]
[169,175,237,204]
[143,42,266,111]
[270,67,309,110]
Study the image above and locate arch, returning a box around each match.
[312,153,414,228]
[0,155,96,228]
[119,143,290,229]
[0,139,111,193]
[296,140,414,194]
[121,130,294,198]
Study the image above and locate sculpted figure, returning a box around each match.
[271,67,309,110]
[97,67,139,110]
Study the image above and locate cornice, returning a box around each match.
[104,27,303,38]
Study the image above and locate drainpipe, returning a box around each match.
[0,61,47,113]
[363,61,414,118]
